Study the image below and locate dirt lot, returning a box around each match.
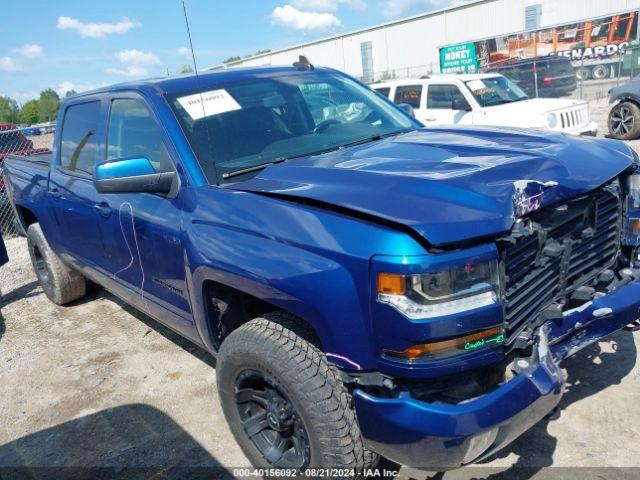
[1,231,640,480]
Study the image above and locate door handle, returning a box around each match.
[424,116,437,122]
[50,188,63,200]
[93,203,112,218]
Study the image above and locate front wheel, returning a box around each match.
[217,312,377,474]
[608,101,640,140]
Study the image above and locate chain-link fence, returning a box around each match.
[0,124,53,238]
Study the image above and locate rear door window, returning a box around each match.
[60,101,101,175]
[427,84,466,109]
[393,85,422,109]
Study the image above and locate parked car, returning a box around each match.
[484,56,577,98]
[608,74,640,140]
[21,127,41,136]
[0,124,49,189]
[373,73,597,136]
[5,65,640,472]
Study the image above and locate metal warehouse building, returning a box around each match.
[212,0,640,82]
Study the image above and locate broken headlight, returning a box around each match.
[377,260,500,319]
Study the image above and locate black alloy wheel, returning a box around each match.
[234,369,310,469]
[608,101,640,140]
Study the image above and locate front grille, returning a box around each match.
[501,183,622,343]
[559,105,589,130]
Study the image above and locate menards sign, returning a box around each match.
[439,10,638,71]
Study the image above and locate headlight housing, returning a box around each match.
[377,259,500,319]
[546,113,557,129]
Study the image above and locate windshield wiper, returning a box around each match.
[222,157,286,180]
[340,130,409,149]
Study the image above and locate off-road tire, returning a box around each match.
[608,101,640,140]
[27,223,86,305]
[217,311,378,475]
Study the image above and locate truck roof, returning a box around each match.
[69,65,336,99]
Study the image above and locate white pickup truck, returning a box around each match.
[372,73,598,136]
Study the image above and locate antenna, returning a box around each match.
[182,0,200,77]
[180,0,221,184]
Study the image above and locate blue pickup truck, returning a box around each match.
[4,63,640,473]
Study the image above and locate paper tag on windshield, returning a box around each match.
[177,89,241,120]
[466,79,487,92]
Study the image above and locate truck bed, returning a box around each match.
[3,152,52,233]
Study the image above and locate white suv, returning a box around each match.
[372,74,598,136]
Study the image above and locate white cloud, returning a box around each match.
[380,0,471,18]
[177,47,191,58]
[291,0,366,11]
[56,80,107,96]
[13,44,44,60]
[57,16,141,39]
[271,5,341,30]
[0,56,22,73]
[107,49,161,77]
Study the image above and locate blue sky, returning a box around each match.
[0,0,454,103]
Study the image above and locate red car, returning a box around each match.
[0,124,50,192]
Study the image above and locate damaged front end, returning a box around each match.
[351,169,640,470]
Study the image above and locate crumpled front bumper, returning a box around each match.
[353,276,640,470]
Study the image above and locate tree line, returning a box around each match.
[0,89,77,126]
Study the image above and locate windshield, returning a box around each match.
[168,71,418,182]
[464,76,528,107]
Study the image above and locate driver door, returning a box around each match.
[98,94,192,322]
[423,84,474,126]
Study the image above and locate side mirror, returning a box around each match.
[452,97,472,111]
[397,103,415,117]
[94,156,175,194]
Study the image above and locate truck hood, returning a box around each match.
[483,97,586,117]
[230,127,634,246]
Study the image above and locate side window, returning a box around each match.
[393,85,422,109]
[107,98,173,173]
[427,84,468,109]
[60,101,101,175]
[373,87,391,98]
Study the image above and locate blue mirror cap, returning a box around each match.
[94,157,155,180]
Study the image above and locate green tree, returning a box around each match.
[178,64,194,74]
[223,55,241,64]
[64,90,77,98]
[20,100,39,124]
[37,88,60,122]
[0,96,19,123]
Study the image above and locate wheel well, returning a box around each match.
[615,97,640,109]
[15,205,37,234]
[203,280,321,350]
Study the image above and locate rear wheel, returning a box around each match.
[575,67,590,81]
[608,101,640,140]
[592,64,610,80]
[27,224,86,305]
[217,312,377,475]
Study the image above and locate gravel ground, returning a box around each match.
[0,233,639,480]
